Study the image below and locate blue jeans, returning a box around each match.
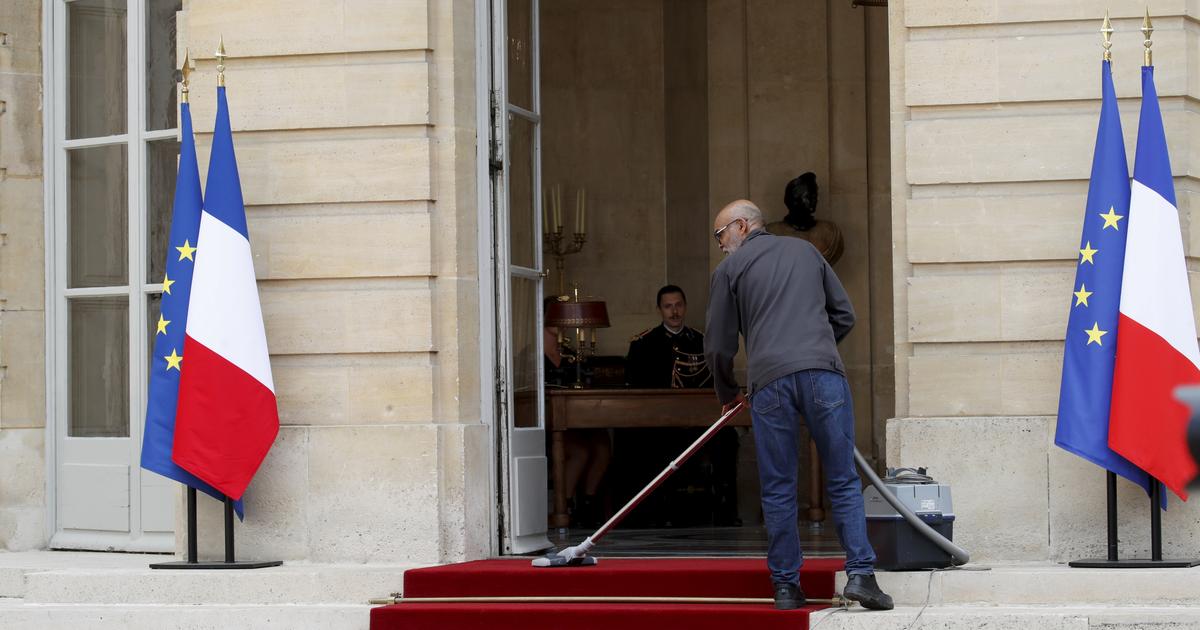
[750,369,876,585]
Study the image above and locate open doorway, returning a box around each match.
[495,0,893,556]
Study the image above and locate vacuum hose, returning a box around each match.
[853,447,970,566]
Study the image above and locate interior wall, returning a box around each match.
[664,0,711,313]
[706,0,893,459]
[541,0,671,355]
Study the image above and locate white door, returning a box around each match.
[47,0,180,551]
[491,0,551,554]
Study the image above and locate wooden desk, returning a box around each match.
[545,388,749,529]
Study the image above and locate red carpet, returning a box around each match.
[371,557,844,629]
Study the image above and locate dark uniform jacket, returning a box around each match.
[704,229,855,405]
[625,324,713,389]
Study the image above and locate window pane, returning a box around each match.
[146,138,180,282]
[146,0,182,131]
[508,114,536,269]
[68,0,128,139]
[506,0,534,111]
[69,145,128,288]
[511,275,540,429]
[69,297,129,438]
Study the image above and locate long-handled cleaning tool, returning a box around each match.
[533,401,747,567]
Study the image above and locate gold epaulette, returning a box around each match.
[630,327,654,342]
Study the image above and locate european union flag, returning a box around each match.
[141,100,244,518]
[1054,60,1151,495]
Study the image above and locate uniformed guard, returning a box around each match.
[625,285,712,389]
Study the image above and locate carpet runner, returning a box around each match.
[371,557,843,630]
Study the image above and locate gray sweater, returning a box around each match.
[704,229,855,405]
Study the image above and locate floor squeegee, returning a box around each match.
[533,401,748,567]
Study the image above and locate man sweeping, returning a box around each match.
[704,199,893,611]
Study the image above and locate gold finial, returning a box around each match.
[215,36,226,87]
[1142,8,1154,66]
[1101,11,1113,62]
[180,49,190,104]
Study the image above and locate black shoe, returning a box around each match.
[773,582,806,610]
[843,573,894,610]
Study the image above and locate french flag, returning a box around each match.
[1108,65,1200,501]
[172,85,279,502]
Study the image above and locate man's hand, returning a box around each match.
[722,392,747,415]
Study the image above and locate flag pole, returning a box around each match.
[1105,471,1117,561]
[1101,12,1118,565]
[225,497,236,563]
[182,55,198,568]
[187,487,198,563]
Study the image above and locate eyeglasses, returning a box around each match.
[713,218,744,244]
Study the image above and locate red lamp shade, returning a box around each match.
[546,300,610,329]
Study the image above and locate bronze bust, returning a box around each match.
[765,172,844,265]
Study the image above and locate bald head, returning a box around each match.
[715,199,765,231]
[713,199,764,255]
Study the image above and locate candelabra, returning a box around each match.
[543,184,587,296]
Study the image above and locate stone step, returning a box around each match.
[809,605,1200,629]
[23,563,417,605]
[836,563,1200,607]
[0,551,419,605]
[0,600,370,630]
[0,551,165,599]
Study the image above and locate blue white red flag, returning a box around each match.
[140,100,244,517]
[1109,65,1200,501]
[172,86,279,501]
[1054,60,1151,495]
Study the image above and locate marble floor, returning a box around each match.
[546,523,846,557]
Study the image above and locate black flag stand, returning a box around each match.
[150,488,282,569]
[1069,474,1199,568]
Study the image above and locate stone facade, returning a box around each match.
[2,0,1198,567]
[889,0,1200,562]
[0,0,46,552]
[177,0,491,563]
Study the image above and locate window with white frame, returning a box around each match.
[50,0,182,543]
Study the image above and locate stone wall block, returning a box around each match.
[0,310,45,428]
[196,136,432,206]
[191,426,311,561]
[909,270,1073,343]
[0,428,43,508]
[907,274,1002,342]
[906,108,1199,186]
[908,193,1085,263]
[247,210,432,280]
[307,425,440,563]
[904,1,1187,27]
[0,73,43,177]
[259,283,433,355]
[437,423,492,562]
[904,38,998,106]
[886,416,1051,561]
[271,355,435,426]
[0,0,42,74]
[903,190,1200,264]
[189,58,431,132]
[906,30,1189,107]
[186,0,429,59]
[909,349,1063,417]
[0,178,46,310]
